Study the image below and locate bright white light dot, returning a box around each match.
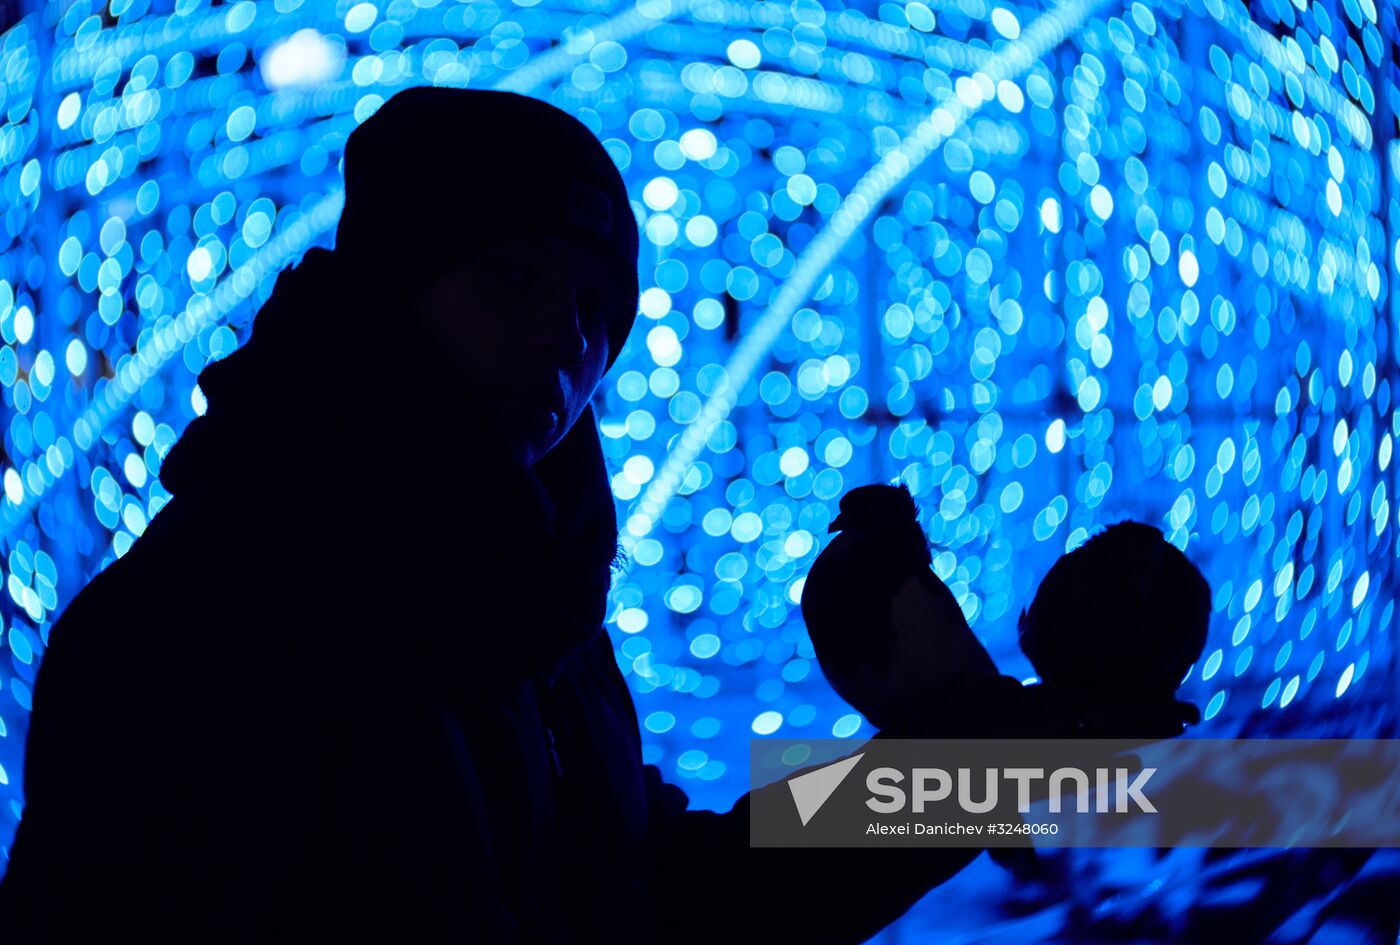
[623,455,655,484]
[731,512,763,543]
[639,287,671,320]
[85,159,108,196]
[1352,571,1369,609]
[14,306,33,344]
[1326,179,1342,216]
[261,29,343,90]
[786,174,817,206]
[58,92,82,130]
[787,575,806,604]
[344,2,377,33]
[784,530,813,557]
[4,468,23,505]
[779,447,809,477]
[1089,184,1114,220]
[646,325,681,366]
[679,128,717,161]
[996,79,1024,113]
[59,236,82,276]
[1076,376,1101,411]
[187,247,213,281]
[955,75,985,107]
[642,176,678,211]
[33,350,54,387]
[123,453,148,489]
[66,339,89,376]
[133,412,156,446]
[616,607,648,634]
[752,711,783,735]
[686,215,718,248]
[1040,197,1062,233]
[1045,418,1066,453]
[991,7,1021,38]
[1179,249,1199,287]
[1153,376,1173,410]
[1336,663,1354,697]
[645,214,678,248]
[1291,111,1310,148]
[727,38,761,69]
[17,158,36,198]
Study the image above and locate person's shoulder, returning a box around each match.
[54,497,215,619]
[947,676,1069,738]
[990,680,1096,737]
[43,493,271,689]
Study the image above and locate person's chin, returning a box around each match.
[524,421,570,466]
[498,399,561,436]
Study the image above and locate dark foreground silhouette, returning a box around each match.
[0,87,989,944]
[801,484,1206,741]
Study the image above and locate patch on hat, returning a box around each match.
[568,178,614,241]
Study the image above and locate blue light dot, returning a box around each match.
[344,2,377,32]
[832,714,863,738]
[1204,691,1226,720]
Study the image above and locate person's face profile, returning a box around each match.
[417,232,615,466]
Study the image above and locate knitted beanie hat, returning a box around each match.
[334,85,641,371]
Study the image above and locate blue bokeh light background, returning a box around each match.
[0,0,1397,935]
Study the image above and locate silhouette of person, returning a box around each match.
[800,484,1208,883]
[0,87,988,943]
[803,484,1206,742]
[1015,518,1209,736]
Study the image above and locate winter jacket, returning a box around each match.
[0,249,978,943]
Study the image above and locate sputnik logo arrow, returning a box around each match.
[787,753,865,826]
